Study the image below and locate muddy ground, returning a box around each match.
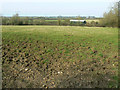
[2,40,118,88]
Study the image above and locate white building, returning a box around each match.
[70,20,86,23]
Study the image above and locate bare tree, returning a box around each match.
[100,2,118,27]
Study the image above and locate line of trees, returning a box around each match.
[1,15,100,26]
[2,15,71,26]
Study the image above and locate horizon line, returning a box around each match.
[1,15,103,18]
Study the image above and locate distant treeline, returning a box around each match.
[2,15,102,27]
[2,15,100,26]
[1,2,119,27]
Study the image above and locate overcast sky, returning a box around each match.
[1,0,119,17]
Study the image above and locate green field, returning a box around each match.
[45,20,65,22]
[2,26,118,88]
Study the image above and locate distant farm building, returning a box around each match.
[70,20,86,24]
[70,20,86,26]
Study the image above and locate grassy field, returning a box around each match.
[2,26,118,88]
[86,19,100,23]
[45,19,99,23]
